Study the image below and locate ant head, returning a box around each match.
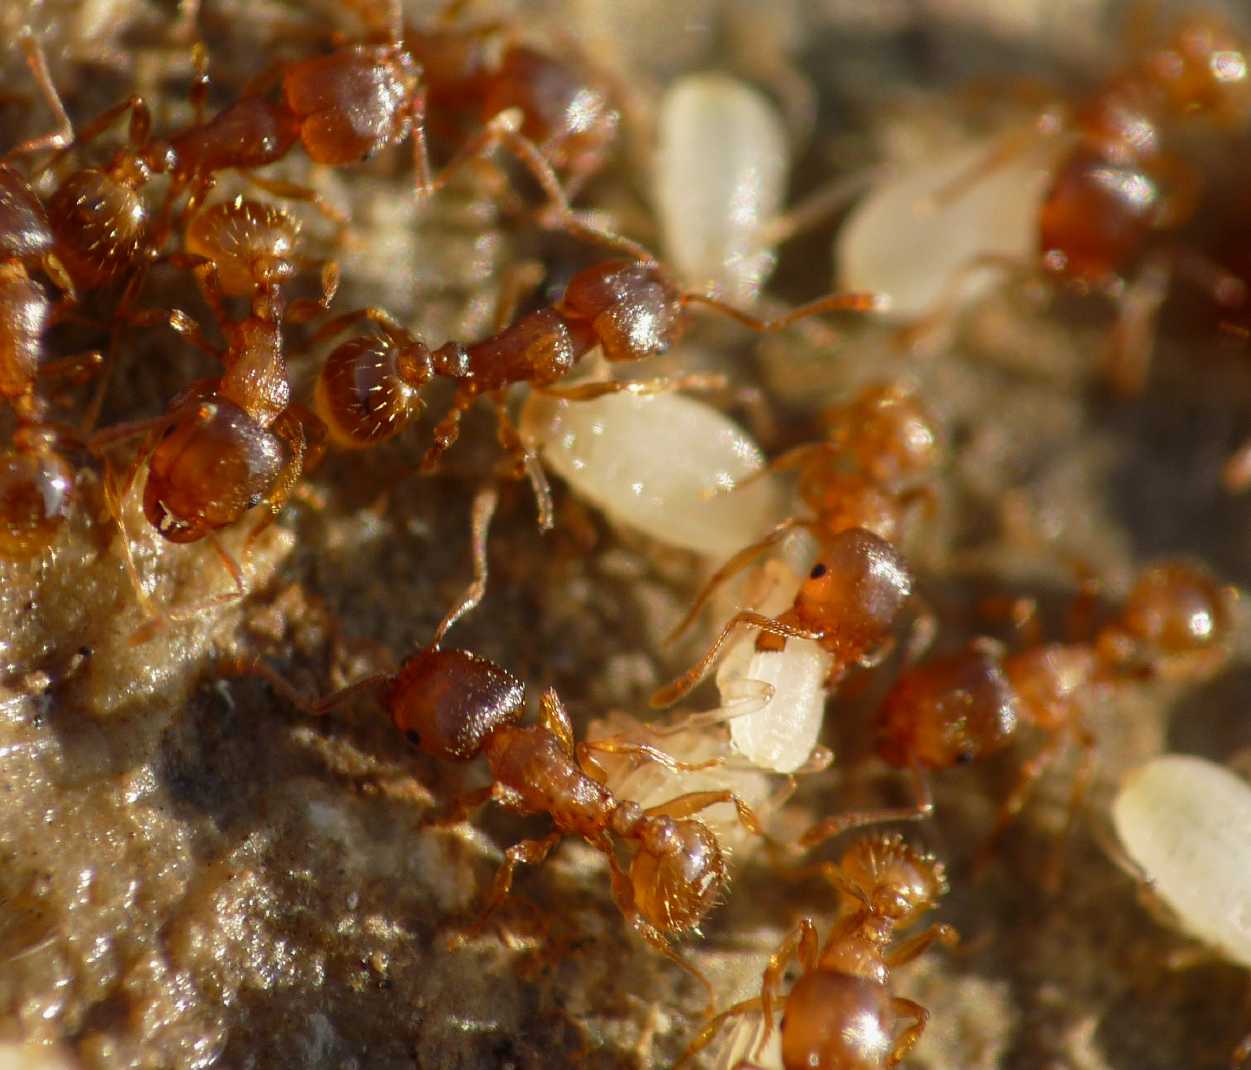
[389,647,524,761]
[0,439,75,558]
[1119,560,1234,659]
[144,401,285,543]
[838,834,947,925]
[795,528,912,643]
[875,642,1019,770]
[1144,14,1251,121]
[630,817,724,936]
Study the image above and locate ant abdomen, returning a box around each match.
[47,169,149,289]
[184,198,300,297]
[875,643,1020,770]
[389,647,525,761]
[143,399,286,543]
[629,818,725,936]
[0,262,51,410]
[0,428,74,558]
[282,45,421,165]
[781,971,893,1068]
[315,333,431,448]
[0,165,56,262]
[1118,560,1233,657]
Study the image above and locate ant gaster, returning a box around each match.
[678,833,956,1069]
[244,487,766,1006]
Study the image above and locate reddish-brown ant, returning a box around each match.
[678,833,956,1069]
[651,526,915,709]
[313,253,880,525]
[239,486,765,1005]
[873,558,1234,868]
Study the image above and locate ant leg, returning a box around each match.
[887,997,930,1066]
[795,768,934,852]
[7,30,74,157]
[240,171,350,233]
[491,394,553,531]
[535,372,727,402]
[127,307,219,358]
[975,730,1069,874]
[35,95,149,177]
[431,484,498,645]
[470,830,564,932]
[650,611,822,709]
[681,288,884,335]
[311,305,410,346]
[673,997,765,1069]
[1103,250,1171,398]
[1043,724,1098,892]
[884,923,959,969]
[667,519,822,643]
[421,387,478,472]
[287,261,341,324]
[645,790,765,838]
[756,919,820,1054]
[575,739,725,786]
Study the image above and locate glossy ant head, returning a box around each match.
[627,815,726,936]
[388,646,525,761]
[282,45,422,165]
[875,642,1020,770]
[837,833,948,926]
[794,528,913,647]
[143,399,286,543]
[0,427,74,558]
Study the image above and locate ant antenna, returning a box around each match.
[432,484,500,647]
[680,289,887,331]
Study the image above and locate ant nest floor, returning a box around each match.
[3,0,1251,1067]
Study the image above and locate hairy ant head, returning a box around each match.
[388,648,524,761]
[839,834,948,925]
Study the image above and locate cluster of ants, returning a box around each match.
[2,2,1249,1067]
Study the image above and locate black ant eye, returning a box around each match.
[956,749,976,766]
[810,563,828,579]
[404,730,422,748]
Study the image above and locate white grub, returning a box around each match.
[655,73,790,304]
[1112,754,1251,967]
[713,527,833,775]
[835,135,1059,320]
[519,387,785,559]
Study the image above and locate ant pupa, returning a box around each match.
[239,487,767,1006]
[313,250,881,527]
[678,833,957,1070]
[1113,754,1251,1068]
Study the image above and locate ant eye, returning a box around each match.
[404,729,422,747]
[810,563,828,579]
[956,749,976,765]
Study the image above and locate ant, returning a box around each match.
[651,526,915,709]
[239,486,767,1007]
[873,558,1234,872]
[678,833,957,1069]
[663,380,943,644]
[312,253,881,526]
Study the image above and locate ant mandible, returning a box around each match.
[240,486,767,1007]
[678,833,957,1069]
